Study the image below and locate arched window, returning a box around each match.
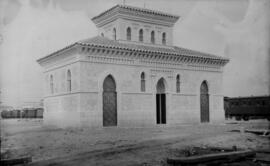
[126,27,131,41]
[67,70,71,92]
[162,32,166,45]
[139,29,143,42]
[113,28,116,40]
[141,72,146,92]
[176,74,180,93]
[151,31,155,44]
[50,75,54,94]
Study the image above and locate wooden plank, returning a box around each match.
[256,149,270,154]
[245,129,270,135]
[1,156,32,165]
[255,153,270,164]
[167,150,255,164]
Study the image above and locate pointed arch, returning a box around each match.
[200,81,209,94]
[103,75,116,92]
[156,78,166,94]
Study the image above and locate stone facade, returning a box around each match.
[38,5,229,128]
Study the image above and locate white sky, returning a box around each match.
[0,0,269,108]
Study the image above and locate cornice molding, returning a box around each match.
[79,46,224,72]
[79,45,228,67]
[37,38,229,71]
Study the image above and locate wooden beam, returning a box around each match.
[1,156,32,166]
[167,150,255,165]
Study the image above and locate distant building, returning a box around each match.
[37,5,229,127]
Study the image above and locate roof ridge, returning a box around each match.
[117,4,179,18]
[173,46,228,60]
[92,4,179,21]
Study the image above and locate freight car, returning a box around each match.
[22,108,43,118]
[224,96,270,121]
[1,108,44,119]
[1,109,21,118]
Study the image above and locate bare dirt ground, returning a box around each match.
[1,119,269,166]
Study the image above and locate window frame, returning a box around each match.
[139,29,143,42]
[141,72,146,92]
[50,75,54,94]
[162,32,166,45]
[67,70,71,92]
[126,27,131,41]
[176,74,180,93]
[151,31,155,44]
[113,28,116,40]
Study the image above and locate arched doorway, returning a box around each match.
[103,75,117,126]
[156,78,166,124]
[200,81,209,123]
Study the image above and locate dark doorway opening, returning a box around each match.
[103,75,117,126]
[156,78,166,124]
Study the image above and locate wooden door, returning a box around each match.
[103,75,117,126]
[200,81,209,123]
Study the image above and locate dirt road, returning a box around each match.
[1,119,269,165]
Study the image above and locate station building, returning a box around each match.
[37,5,229,127]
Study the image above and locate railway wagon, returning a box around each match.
[1,108,44,119]
[224,96,270,121]
[22,108,44,118]
[1,109,21,118]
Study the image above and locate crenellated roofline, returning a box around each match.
[37,36,229,67]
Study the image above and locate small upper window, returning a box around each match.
[113,28,116,40]
[151,31,155,44]
[141,72,146,92]
[127,27,131,41]
[67,70,71,92]
[162,32,166,45]
[50,75,54,94]
[176,74,180,93]
[139,29,143,42]
[101,33,104,37]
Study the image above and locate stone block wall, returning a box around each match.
[78,60,225,127]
